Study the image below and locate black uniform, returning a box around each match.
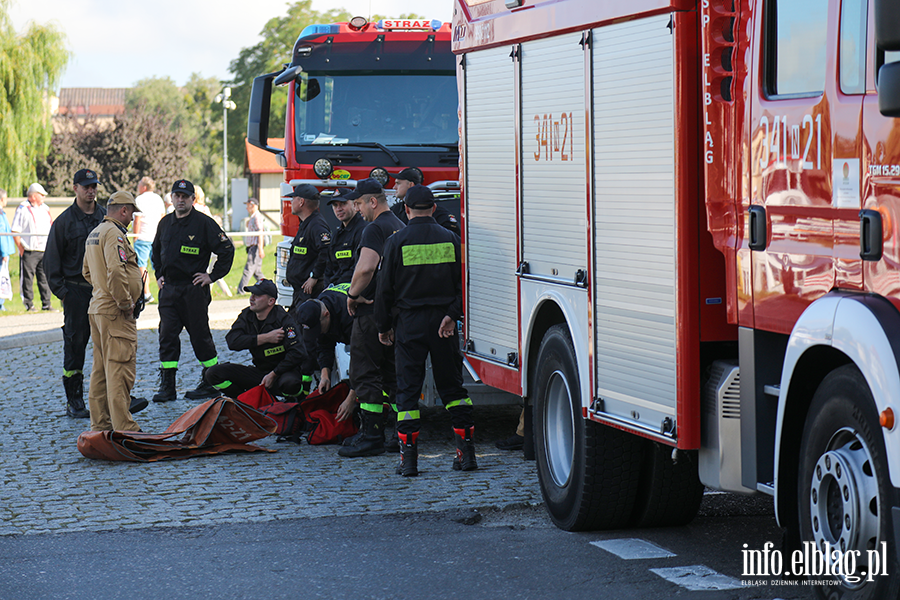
[349,210,405,414]
[151,208,235,369]
[205,305,306,398]
[286,211,331,310]
[322,212,365,287]
[43,200,106,379]
[375,215,471,435]
[390,201,459,235]
[305,284,354,373]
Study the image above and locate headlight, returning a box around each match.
[314,158,333,179]
[370,167,390,186]
[349,16,368,30]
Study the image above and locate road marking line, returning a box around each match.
[650,565,742,591]
[590,538,676,560]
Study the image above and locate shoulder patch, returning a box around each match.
[219,232,228,242]
[320,232,331,243]
[285,326,297,339]
[118,247,127,263]
[117,236,125,243]
[448,215,458,223]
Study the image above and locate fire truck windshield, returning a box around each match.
[293,72,458,147]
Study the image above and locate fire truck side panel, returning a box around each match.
[462,45,521,369]
[591,15,679,438]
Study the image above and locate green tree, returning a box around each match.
[0,0,68,195]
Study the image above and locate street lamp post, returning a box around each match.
[214,87,237,228]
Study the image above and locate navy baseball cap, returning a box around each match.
[285,184,320,200]
[171,179,195,196]
[74,169,99,186]
[403,185,435,209]
[326,187,350,205]
[389,167,423,185]
[244,279,278,298]
[294,299,322,330]
[344,178,383,201]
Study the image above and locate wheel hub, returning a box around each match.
[544,370,575,488]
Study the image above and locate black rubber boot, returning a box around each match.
[452,426,478,471]
[129,395,149,414]
[152,368,177,403]
[338,410,386,457]
[384,408,399,452]
[184,367,219,400]
[64,374,89,419]
[397,431,418,477]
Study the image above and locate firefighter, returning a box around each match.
[285,183,331,311]
[322,189,365,287]
[340,178,405,458]
[204,279,307,399]
[82,191,147,431]
[43,168,106,419]
[375,185,474,477]
[388,167,460,235]
[150,179,235,402]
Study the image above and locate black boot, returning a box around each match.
[63,374,89,419]
[184,367,219,400]
[129,395,149,414]
[397,432,418,477]
[384,409,399,452]
[338,410,386,457]
[452,426,478,471]
[152,368,177,403]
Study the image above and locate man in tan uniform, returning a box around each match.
[83,191,146,431]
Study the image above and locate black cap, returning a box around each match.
[171,179,195,196]
[403,185,435,209]
[74,169,99,186]
[284,184,320,200]
[326,188,351,205]
[344,178,383,201]
[294,299,322,330]
[389,167,422,185]
[244,279,278,298]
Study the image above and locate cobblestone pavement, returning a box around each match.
[0,309,542,536]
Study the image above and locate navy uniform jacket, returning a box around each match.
[305,284,354,372]
[374,216,462,333]
[44,200,106,297]
[322,212,365,287]
[390,201,460,235]
[225,305,304,375]
[151,208,234,285]
[286,211,331,288]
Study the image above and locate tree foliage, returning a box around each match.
[0,0,68,195]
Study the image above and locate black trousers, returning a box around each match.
[157,283,217,368]
[62,283,92,376]
[348,312,396,412]
[393,307,473,435]
[205,362,305,399]
[20,250,51,310]
[289,281,324,314]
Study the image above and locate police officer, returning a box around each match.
[340,178,405,458]
[322,189,365,287]
[43,168,105,418]
[150,179,235,402]
[82,191,148,432]
[375,185,475,477]
[204,279,307,399]
[388,168,460,235]
[285,184,331,311]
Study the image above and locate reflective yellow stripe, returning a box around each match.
[401,242,455,266]
[397,410,420,421]
[200,357,219,368]
[445,397,473,410]
[161,361,178,369]
[213,380,231,390]
[360,403,383,413]
[325,283,350,295]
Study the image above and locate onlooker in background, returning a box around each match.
[132,176,165,303]
[43,168,106,419]
[83,190,148,432]
[236,197,265,293]
[0,189,13,311]
[194,184,232,297]
[192,185,212,217]
[322,188,365,288]
[164,192,174,214]
[11,183,53,312]
[150,179,235,403]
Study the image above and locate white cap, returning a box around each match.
[27,183,48,196]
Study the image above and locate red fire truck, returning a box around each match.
[246,16,461,302]
[455,0,900,594]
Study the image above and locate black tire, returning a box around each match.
[798,365,899,600]
[533,324,643,531]
[630,442,704,528]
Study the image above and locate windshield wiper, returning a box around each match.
[338,142,400,164]
[400,143,459,150]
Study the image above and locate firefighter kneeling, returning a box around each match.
[204,279,308,399]
[375,185,475,477]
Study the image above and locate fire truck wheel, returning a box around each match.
[629,442,704,528]
[797,365,898,600]
[534,324,643,531]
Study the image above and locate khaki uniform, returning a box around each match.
[83,217,143,431]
